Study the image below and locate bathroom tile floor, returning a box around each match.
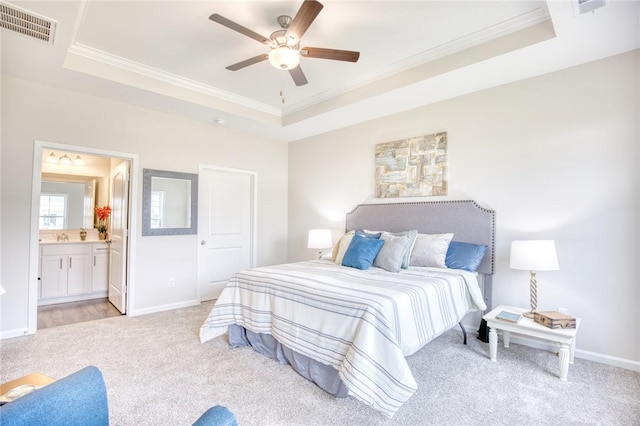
[37,298,121,329]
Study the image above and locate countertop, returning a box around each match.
[39,239,107,245]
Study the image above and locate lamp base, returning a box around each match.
[523,311,535,319]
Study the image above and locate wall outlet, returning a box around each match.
[169,278,175,288]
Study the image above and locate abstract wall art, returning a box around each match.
[375,132,448,198]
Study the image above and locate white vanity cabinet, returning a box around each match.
[39,242,109,305]
[91,244,109,293]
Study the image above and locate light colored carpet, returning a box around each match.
[1,302,638,425]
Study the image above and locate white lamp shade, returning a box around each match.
[510,240,559,271]
[307,229,332,249]
[268,46,300,70]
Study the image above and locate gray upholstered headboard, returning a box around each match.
[345,200,495,275]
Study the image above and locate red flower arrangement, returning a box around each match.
[95,205,112,233]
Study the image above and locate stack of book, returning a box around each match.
[495,310,522,323]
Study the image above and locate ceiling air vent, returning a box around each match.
[575,0,607,15]
[0,1,56,44]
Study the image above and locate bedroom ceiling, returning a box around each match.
[1,1,638,142]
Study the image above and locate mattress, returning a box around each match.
[200,259,486,416]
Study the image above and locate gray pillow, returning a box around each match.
[373,233,412,272]
[386,229,418,268]
[409,233,454,268]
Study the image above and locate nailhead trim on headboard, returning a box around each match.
[345,200,496,275]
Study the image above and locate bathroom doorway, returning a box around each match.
[28,141,139,333]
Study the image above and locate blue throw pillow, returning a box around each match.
[342,234,385,270]
[445,241,488,272]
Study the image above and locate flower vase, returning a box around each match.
[99,232,107,240]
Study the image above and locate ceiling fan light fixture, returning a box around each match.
[268,45,300,70]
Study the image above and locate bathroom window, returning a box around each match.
[40,193,67,229]
[150,190,165,229]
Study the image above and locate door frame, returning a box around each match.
[28,140,139,333]
[197,164,257,301]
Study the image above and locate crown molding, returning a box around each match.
[65,42,281,118]
[283,6,551,115]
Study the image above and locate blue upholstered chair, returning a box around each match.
[0,366,237,426]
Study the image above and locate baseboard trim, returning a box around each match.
[462,321,640,372]
[575,347,640,372]
[129,299,200,317]
[1,328,30,340]
[38,292,108,306]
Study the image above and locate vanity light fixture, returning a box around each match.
[59,154,72,165]
[73,155,85,166]
[46,152,58,163]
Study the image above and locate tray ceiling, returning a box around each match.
[2,1,638,141]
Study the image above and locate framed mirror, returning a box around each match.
[142,169,198,236]
[40,177,96,230]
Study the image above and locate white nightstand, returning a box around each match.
[483,304,581,381]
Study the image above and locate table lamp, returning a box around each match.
[510,240,559,318]
[307,229,332,259]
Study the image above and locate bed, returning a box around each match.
[200,200,495,416]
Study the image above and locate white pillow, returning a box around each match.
[409,233,454,268]
[333,230,355,264]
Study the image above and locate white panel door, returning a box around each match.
[109,161,130,313]
[198,167,255,301]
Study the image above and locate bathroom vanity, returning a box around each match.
[38,240,109,306]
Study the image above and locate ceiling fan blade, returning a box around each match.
[289,66,308,86]
[301,47,360,62]
[209,13,269,45]
[226,54,268,71]
[286,0,324,41]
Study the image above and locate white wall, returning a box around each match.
[1,76,288,335]
[288,50,639,366]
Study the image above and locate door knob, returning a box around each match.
[201,240,207,245]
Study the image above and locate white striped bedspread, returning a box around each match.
[199,260,487,417]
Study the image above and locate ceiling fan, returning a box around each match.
[209,0,360,87]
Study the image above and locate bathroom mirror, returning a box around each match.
[142,169,198,236]
[40,178,96,230]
